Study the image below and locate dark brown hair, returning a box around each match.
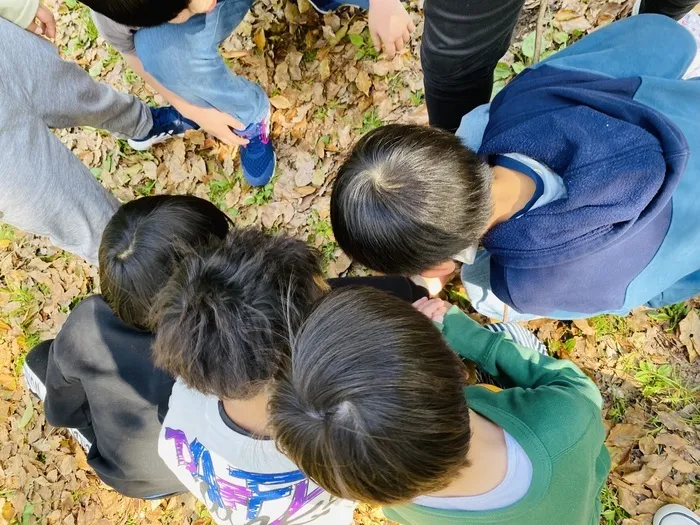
[331,124,492,275]
[150,228,328,400]
[270,287,471,504]
[98,195,231,330]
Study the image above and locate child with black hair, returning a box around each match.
[22,195,230,499]
[331,15,700,321]
[150,228,357,524]
[269,286,611,525]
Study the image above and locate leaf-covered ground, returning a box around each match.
[1,0,699,523]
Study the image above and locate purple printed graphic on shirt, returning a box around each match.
[165,427,331,525]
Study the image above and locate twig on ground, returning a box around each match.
[533,0,549,63]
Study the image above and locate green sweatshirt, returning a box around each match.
[383,308,610,525]
[0,0,39,28]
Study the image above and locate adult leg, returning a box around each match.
[134,0,269,128]
[640,0,698,20]
[0,105,119,263]
[0,18,152,138]
[421,0,525,132]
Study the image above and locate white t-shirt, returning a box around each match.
[159,380,355,525]
[413,430,533,511]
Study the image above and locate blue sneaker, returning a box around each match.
[307,0,366,14]
[237,112,276,187]
[127,106,199,151]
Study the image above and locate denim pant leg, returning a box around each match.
[134,0,268,126]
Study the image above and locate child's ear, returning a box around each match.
[420,260,456,278]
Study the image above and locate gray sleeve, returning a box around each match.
[91,10,138,55]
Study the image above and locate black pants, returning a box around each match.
[422,0,699,132]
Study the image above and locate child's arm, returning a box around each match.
[42,340,92,430]
[367,0,415,58]
[537,14,696,80]
[0,0,54,36]
[441,306,603,409]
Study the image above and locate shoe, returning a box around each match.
[307,0,365,13]
[23,341,94,454]
[236,111,276,187]
[127,106,199,151]
[23,340,51,402]
[654,505,700,525]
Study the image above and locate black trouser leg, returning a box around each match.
[639,0,697,19]
[328,276,429,303]
[421,0,526,132]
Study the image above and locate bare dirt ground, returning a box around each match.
[0,0,698,523]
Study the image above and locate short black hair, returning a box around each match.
[83,0,189,28]
[99,195,230,330]
[270,287,471,505]
[151,228,328,400]
[331,124,492,275]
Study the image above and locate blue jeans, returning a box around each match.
[134,0,269,126]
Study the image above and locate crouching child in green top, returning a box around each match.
[269,287,611,525]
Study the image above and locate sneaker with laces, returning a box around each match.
[306,0,365,13]
[236,111,276,187]
[127,106,199,151]
[654,505,700,525]
[23,341,94,453]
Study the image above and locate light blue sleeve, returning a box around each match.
[456,103,490,151]
[536,14,697,80]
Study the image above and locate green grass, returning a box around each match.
[135,180,157,197]
[633,360,699,408]
[608,395,628,424]
[358,110,383,135]
[600,485,629,525]
[348,29,380,61]
[647,301,690,332]
[590,314,630,338]
[0,224,15,243]
[208,176,239,211]
[410,89,425,107]
[243,180,275,207]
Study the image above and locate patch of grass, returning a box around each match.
[302,49,317,62]
[314,106,328,120]
[307,211,336,271]
[348,29,380,61]
[0,224,16,242]
[208,177,238,211]
[443,282,471,312]
[319,241,338,271]
[547,336,576,357]
[633,360,699,408]
[1,282,37,318]
[409,89,424,106]
[243,181,275,207]
[608,395,628,424]
[590,314,630,338]
[123,68,140,85]
[647,301,689,332]
[358,109,383,135]
[600,485,630,525]
[135,180,157,197]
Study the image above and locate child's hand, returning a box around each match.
[182,106,249,147]
[368,0,415,59]
[412,297,451,324]
[27,4,56,38]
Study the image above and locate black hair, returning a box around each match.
[150,228,328,400]
[83,0,189,28]
[270,286,471,505]
[331,124,492,275]
[98,194,230,330]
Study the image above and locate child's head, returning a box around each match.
[85,0,215,28]
[150,228,328,400]
[270,287,471,505]
[99,195,230,330]
[331,124,492,278]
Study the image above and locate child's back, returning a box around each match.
[24,195,231,498]
[270,287,610,525]
[150,228,354,524]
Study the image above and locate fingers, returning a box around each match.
[393,36,405,53]
[370,29,382,54]
[215,126,249,147]
[412,296,429,309]
[408,19,416,33]
[382,39,397,59]
[39,7,56,38]
[223,113,245,131]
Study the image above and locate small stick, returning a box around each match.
[533,0,549,64]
